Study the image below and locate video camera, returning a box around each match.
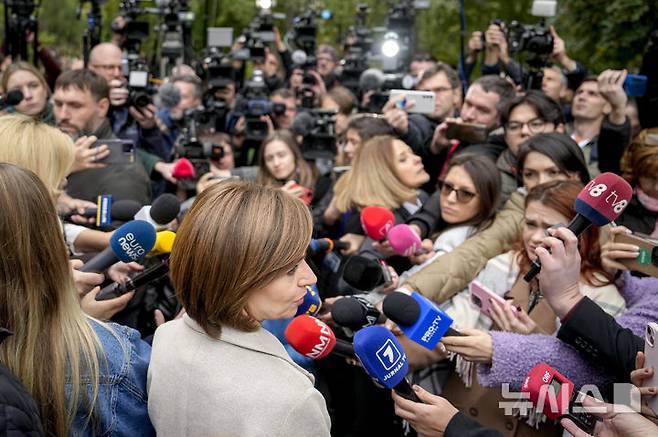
[4,0,40,64]
[292,109,337,160]
[338,4,374,95]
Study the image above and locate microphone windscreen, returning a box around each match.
[172,158,196,180]
[359,68,385,92]
[150,193,181,225]
[382,291,420,326]
[360,206,395,241]
[149,230,176,256]
[332,297,367,329]
[387,224,422,256]
[295,285,322,317]
[285,315,337,360]
[291,49,308,66]
[109,220,157,263]
[575,172,633,226]
[157,82,182,109]
[291,111,314,137]
[353,326,409,389]
[110,200,142,222]
[342,256,384,291]
[6,89,24,106]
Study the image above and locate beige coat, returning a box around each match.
[147,315,331,437]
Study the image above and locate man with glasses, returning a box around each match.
[496,91,565,203]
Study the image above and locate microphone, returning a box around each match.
[342,256,392,292]
[291,111,315,137]
[291,49,308,66]
[157,82,182,109]
[308,238,350,254]
[353,325,420,402]
[522,363,598,434]
[524,173,633,282]
[148,230,176,257]
[79,220,157,273]
[359,68,385,92]
[96,260,170,301]
[0,89,24,109]
[171,158,196,180]
[382,291,461,350]
[387,224,423,256]
[285,315,355,359]
[295,285,322,317]
[332,295,385,331]
[360,206,395,241]
[61,199,141,225]
[134,193,181,230]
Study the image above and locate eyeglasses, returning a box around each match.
[90,64,123,72]
[438,180,477,203]
[505,118,549,134]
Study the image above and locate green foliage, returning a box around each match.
[0,0,654,74]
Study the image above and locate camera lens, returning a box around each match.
[648,326,655,347]
[471,295,482,308]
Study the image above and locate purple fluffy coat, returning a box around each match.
[477,272,658,390]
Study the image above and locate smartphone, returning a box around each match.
[613,232,658,278]
[93,139,135,165]
[644,323,658,415]
[445,122,488,144]
[469,280,516,317]
[623,74,648,98]
[389,89,436,114]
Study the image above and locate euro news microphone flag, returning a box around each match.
[360,206,395,241]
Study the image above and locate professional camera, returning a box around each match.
[126,68,155,108]
[4,0,40,64]
[338,4,373,95]
[239,70,272,143]
[507,21,554,55]
[292,109,337,160]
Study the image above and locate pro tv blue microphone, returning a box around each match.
[353,325,420,402]
[80,220,157,273]
[382,291,461,350]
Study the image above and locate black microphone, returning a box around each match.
[60,199,142,223]
[134,193,181,230]
[157,82,182,109]
[331,295,386,331]
[291,111,315,137]
[0,89,24,109]
[342,256,392,292]
[96,261,169,301]
[308,238,350,254]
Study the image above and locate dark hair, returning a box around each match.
[418,62,460,90]
[442,153,501,230]
[472,75,516,115]
[516,132,590,185]
[501,90,565,127]
[326,86,357,115]
[346,115,395,142]
[54,69,109,102]
[517,180,611,287]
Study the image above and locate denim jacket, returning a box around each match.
[70,321,154,436]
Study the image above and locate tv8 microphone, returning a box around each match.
[522,363,598,434]
[353,325,420,402]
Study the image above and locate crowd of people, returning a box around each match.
[0,9,656,437]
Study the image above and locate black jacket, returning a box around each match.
[0,329,43,436]
[445,412,503,437]
[557,297,643,383]
[616,194,657,236]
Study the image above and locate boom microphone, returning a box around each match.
[134,193,181,230]
[359,68,385,92]
[360,206,395,241]
[96,261,170,301]
[382,291,461,350]
[291,111,315,137]
[387,224,423,256]
[157,82,182,109]
[524,173,633,282]
[80,220,157,273]
[332,295,385,331]
[522,363,598,434]
[342,256,392,292]
[285,315,355,359]
[353,325,420,402]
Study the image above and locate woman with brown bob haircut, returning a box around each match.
[147,180,331,437]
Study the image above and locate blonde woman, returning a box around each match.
[1,61,53,124]
[0,163,154,436]
[148,181,331,436]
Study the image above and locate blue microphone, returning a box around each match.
[353,326,420,402]
[382,291,461,350]
[295,284,322,317]
[80,220,157,273]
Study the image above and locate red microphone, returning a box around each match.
[171,158,196,180]
[284,315,354,359]
[524,173,633,282]
[522,363,598,434]
[360,206,395,241]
